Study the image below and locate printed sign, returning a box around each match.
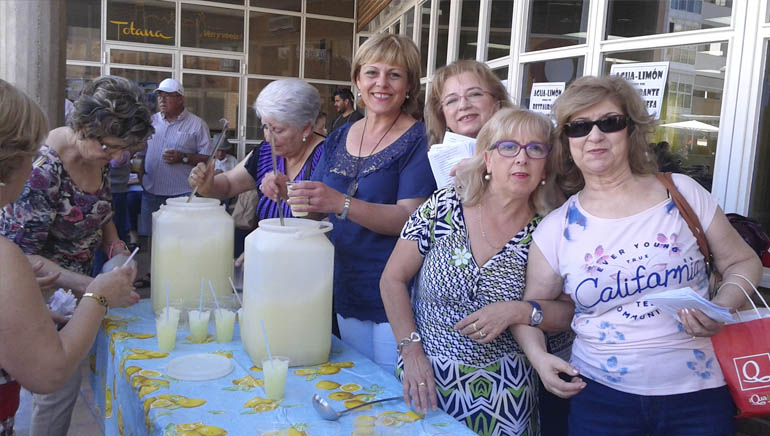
[529,82,565,116]
[733,353,770,391]
[609,62,670,120]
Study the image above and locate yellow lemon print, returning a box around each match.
[353,427,376,436]
[138,369,162,378]
[150,398,173,409]
[292,368,316,377]
[317,366,340,375]
[244,396,274,408]
[315,380,340,390]
[354,416,377,425]
[196,425,229,436]
[395,410,425,422]
[177,397,206,408]
[117,404,124,435]
[213,351,233,359]
[254,402,279,412]
[138,385,159,398]
[344,399,371,410]
[176,422,204,431]
[250,365,263,372]
[353,393,375,402]
[330,361,355,368]
[340,383,362,392]
[328,391,354,401]
[105,388,113,418]
[142,397,155,415]
[232,375,263,388]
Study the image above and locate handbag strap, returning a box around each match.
[656,172,716,278]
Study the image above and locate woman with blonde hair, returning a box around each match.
[262,33,436,373]
[0,80,138,435]
[381,108,572,435]
[513,75,762,435]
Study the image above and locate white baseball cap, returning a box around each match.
[156,78,184,96]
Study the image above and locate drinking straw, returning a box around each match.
[228,277,243,307]
[199,278,205,312]
[259,319,273,363]
[165,280,170,321]
[121,247,140,268]
[208,280,221,311]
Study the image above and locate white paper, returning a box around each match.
[529,82,565,115]
[609,61,670,120]
[644,286,734,323]
[427,132,476,189]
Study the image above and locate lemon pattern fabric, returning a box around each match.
[89,301,476,436]
[399,187,559,436]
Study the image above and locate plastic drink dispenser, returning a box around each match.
[241,218,334,367]
[151,197,234,313]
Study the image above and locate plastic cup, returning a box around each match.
[214,308,236,343]
[155,307,181,352]
[188,309,211,343]
[262,356,289,401]
[285,181,308,217]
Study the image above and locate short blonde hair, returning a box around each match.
[351,33,421,115]
[455,108,563,215]
[426,60,513,147]
[552,75,657,195]
[0,79,49,184]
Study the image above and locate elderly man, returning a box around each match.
[329,88,363,133]
[139,78,211,238]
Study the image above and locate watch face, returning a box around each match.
[532,311,544,325]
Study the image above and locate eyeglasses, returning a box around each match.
[563,115,631,138]
[492,140,551,159]
[157,93,181,100]
[97,137,133,152]
[441,89,492,110]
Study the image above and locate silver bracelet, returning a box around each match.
[336,195,351,220]
[397,331,421,355]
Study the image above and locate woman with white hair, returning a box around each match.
[189,78,325,222]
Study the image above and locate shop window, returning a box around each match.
[749,43,770,235]
[106,0,175,47]
[248,12,301,76]
[493,66,509,90]
[520,57,584,109]
[435,0,450,71]
[310,83,345,134]
[405,7,415,39]
[603,42,729,191]
[207,0,245,5]
[110,49,173,68]
[420,2,431,76]
[182,73,240,134]
[606,0,730,40]
[65,65,101,102]
[307,0,355,19]
[67,0,100,62]
[488,0,514,61]
[304,19,354,82]
[459,1,480,61]
[181,4,245,52]
[246,78,273,140]
[107,69,171,112]
[526,0,588,52]
[250,0,301,13]
[183,55,240,73]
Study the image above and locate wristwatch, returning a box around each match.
[83,293,109,311]
[527,301,543,327]
[181,153,189,164]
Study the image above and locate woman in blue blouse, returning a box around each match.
[262,34,436,373]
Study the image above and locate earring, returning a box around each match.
[101,145,108,151]
[540,179,546,186]
[302,136,307,142]
[484,173,491,181]
[356,92,361,98]
[405,94,410,100]
[0,182,5,187]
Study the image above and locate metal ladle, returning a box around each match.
[312,393,401,421]
[187,118,230,203]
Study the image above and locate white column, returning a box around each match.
[0,0,67,128]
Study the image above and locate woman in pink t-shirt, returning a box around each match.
[512,75,762,436]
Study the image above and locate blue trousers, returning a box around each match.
[569,377,735,436]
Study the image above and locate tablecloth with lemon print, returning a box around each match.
[88,300,475,436]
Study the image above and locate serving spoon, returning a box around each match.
[312,393,401,421]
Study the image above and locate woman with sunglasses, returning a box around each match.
[0,76,152,436]
[381,108,572,436]
[511,76,761,435]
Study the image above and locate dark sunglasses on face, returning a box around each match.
[491,140,551,159]
[563,115,631,138]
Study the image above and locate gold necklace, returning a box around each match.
[478,203,504,250]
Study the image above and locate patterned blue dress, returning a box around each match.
[398,187,572,436]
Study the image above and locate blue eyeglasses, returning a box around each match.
[491,140,551,159]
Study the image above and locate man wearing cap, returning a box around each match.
[329,88,363,133]
[214,142,237,174]
[139,78,211,237]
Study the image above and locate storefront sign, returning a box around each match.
[529,82,565,116]
[610,62,670,120]
[109,21,173,41]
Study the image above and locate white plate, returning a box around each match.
[166,353,234,381]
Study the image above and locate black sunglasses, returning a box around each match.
[563,115,631,138]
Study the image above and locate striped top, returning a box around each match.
[244,141,325,221]
[143,110,211,196]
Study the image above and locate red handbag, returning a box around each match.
[710,275,770,418]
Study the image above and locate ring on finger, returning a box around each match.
[479,330,486,338]
[418,382,426,387]
[471,322,478,332]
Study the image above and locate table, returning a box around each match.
[88,300,475,436]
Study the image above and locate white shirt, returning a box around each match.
[533,174,724,395]
[214,154,237,173]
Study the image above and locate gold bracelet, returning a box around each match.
[82,293,109,311]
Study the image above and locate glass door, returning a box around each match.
[105,45,176,112]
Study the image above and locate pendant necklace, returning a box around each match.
[478,202,503,250]
[346,114,401,197]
